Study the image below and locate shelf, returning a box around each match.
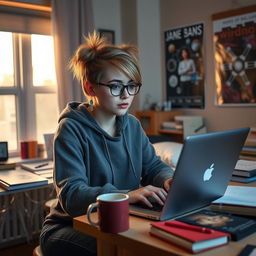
[158,129,183,135]
[136,110,182,136]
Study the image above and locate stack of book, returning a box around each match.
[211,185,256,217]
[150,220,230,254]
[0,159,16,170]
[0,169,48,190]
[20,140,38,159]
[177,209,256,241]
[240,126,256,160]
[231,159,256,183]
[161,121,180,130]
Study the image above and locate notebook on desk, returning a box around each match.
[129,127,249,221]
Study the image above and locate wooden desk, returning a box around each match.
[73,182,256,256]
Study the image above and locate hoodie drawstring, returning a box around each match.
[101,132,138,185]
[102,135,116,184]
[123,131,138,179]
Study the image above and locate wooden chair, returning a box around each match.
[33,198,57,256]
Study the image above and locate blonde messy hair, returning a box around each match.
[69,31,142,95]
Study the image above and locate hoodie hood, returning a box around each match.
[58,102,129,139]
[57,101,136,184]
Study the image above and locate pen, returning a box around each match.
[35,163,49,169]
[165,221,214,233]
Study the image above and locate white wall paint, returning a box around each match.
[136,0,162,110]
[92,0,121,44]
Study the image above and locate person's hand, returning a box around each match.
[164,178,173,192]
[128,185,167,208]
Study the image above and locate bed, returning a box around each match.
[148,135,183,169]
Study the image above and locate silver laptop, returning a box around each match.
[129,127,249,221]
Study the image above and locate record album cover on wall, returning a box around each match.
[212,5,256,106]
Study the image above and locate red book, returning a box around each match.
[150,220,230,254]
[20,141,28,159]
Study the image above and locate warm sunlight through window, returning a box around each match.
[36,93,58,144]
[0,32,14,86]
[0,32,59,153]
[0,95,17,150]
[31,34,57,86]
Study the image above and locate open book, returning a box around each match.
[211,186,256,216]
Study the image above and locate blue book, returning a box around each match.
[177,209,256,241]
[0,169,48,191]
[230,175,256,183]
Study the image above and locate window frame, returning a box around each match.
[0,32,57,156]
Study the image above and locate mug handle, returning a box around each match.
[87,202,100,227]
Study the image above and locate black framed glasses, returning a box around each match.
[98,82,142,96]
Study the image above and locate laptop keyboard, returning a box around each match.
[133,202,163,212]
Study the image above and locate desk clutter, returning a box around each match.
[0,169,49,191]
[20,133,54,160]
[150,209,256,254]
[231,159,256,183]
[149,185,256,253]
[161,115,207,138]
[177,209,256,241]
[150,220,230,254]
[20,140,43,159]
[240,126,256,161]
[210,185,256,217]
[20,161,54,180]
[0,160,16,170]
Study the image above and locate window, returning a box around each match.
[0,31,59,154]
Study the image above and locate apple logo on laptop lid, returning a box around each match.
[203,163,214,181]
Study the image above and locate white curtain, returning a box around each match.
[51,0,94,112]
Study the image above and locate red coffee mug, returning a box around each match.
[87,193,129,233]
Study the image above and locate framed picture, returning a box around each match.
[212,5,256,106]
[98,29,115,44]
[164,23,205,109]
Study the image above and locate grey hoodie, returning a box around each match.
[45,102,174,224]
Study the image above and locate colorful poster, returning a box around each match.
[213,7,256,105]
[164,23,205,109]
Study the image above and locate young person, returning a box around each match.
[178,47,196,96]
[40,32,174,256]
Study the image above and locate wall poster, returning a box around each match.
[213,6,256,106]
[164,23,205,109]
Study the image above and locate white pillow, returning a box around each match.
[153,142,183,169]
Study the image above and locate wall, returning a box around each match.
[93,0,163,115]
[136,0,162,111]
[120,0,139,114]
[10,0,256,132]
[93,0,256,132]
[160,0,256,132]
[92,0,122,44]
